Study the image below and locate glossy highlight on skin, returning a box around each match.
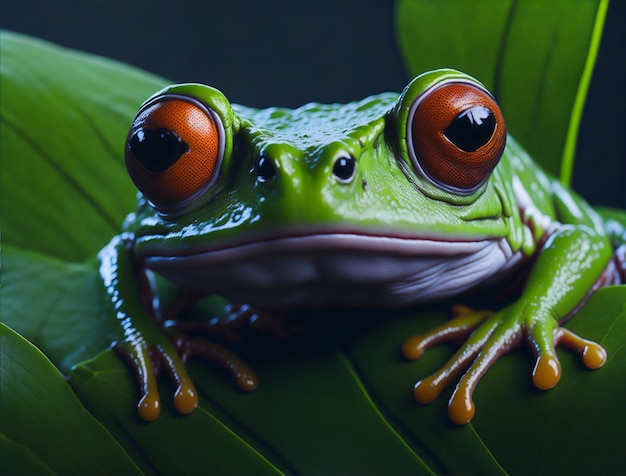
[556,327,607,369]
[532,353,561,390]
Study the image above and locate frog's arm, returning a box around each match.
[99,234,259,420]
[404,182,613,424]
[98,234,199,420]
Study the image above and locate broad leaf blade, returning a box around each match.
[1,245,112,372]
[0,324,142,476]
[70,323,435,475]
[0,30,167,261]
[70,352,284,476]
[190,340,432,475]
[395,0,609,181]
[346,309,507,475]
[473,285,626,475]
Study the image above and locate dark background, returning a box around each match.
[1,0,624,207]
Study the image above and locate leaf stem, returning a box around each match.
[559,0,610,186]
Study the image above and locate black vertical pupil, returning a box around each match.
[444,106,496,152]
[333,154,355,181]
[129,127,189,173]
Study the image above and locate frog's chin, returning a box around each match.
[142,233,523,309]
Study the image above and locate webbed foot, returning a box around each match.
[402,304,607,425]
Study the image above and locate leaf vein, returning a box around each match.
[0,114,119,230]
[492,0,518,100]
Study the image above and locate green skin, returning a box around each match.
[100,69,625,424]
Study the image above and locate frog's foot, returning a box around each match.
[165,303,298,341]
[245,307,302,339]
[402,305,494,360]
[117,332,259,421]
[402,305,607,425]
[163,302,252,342]
[177,335,259,392]
[116,339,199,421]
[204,303,279,340]
[210,304,300,340]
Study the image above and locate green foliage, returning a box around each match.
[395,0,609,183]
[0,324,142,475]
[0,31,166,261]
[1,14,625,475]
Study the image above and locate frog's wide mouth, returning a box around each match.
[141,231,520,309]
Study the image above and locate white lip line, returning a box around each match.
[142,232,504,264]
[141,232,521,309]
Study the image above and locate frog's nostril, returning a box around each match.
[256,154,277,183]
[332,154,356,183]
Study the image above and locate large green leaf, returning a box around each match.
[395,0,608,182]
[0,323,142,475]
[1,245,112,373]
[0,31,167,261]
[1,23,625,476]
[473,286,626,475]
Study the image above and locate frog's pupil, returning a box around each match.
[256,154,276,182]
[130,128,189,173]
[444,106,496,152]
[333,154,355,182]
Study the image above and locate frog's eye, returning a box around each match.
[407,81,506,194]
[124,95,224,211]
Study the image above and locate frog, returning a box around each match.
[99,68,625,425]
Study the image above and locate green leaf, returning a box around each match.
[395,0,609,182]
[67,287,626,475]
[70,352,284,476]
[473,285,626,475]
[1,245,112,373]
[346,310,507,475]
[70,339,434,475]
[0,30,167,261]
[0,324,142,475]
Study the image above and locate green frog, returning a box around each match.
[99,69,625,425]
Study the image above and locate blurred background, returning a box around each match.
[1,0,624,207]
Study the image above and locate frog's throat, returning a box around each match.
[143,234,523,309]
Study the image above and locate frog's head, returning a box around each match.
[124,69,514,308]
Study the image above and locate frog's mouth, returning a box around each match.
[141,232,521,309]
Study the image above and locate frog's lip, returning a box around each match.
[139,231,520,309]
[136,228,499,259]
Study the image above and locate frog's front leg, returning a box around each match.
[99,234,258,421]
[403,225,611,425]
[99,234,198,420]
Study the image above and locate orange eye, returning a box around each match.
[124,95,224,212]
[407,81,506,194]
